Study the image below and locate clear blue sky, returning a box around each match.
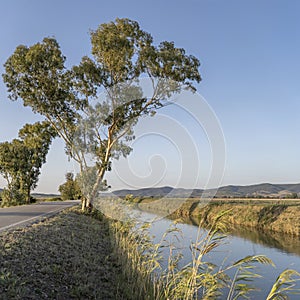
[1,0,300,193]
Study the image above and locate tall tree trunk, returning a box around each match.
[81,167,105,211]
[81,197,87,211]
[81,196,92,211]
[81,138,111,211]
[26,188,31,204]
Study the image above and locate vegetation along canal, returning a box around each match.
[138,210,300,299]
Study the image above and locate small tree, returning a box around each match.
[59,172,82,200]
[3,18,201,210]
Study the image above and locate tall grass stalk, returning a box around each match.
[266,269,300,300]
[107,211,299,299]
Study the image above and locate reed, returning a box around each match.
[106,210,300,299]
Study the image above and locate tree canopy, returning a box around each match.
[58,172,82,201]
[3,18,201,210]
[0,122,56,206]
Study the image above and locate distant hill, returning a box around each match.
[215,183,300,198]
[112,186,203,198]
[31,193,60,199]
[0,189,58,199]
[110,183,300,198]
[1,183,300,199]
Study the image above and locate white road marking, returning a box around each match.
[0,206,68,232]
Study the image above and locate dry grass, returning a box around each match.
[0,206,126,299]
[190,203,300,236]
[137,198,300,236]
[107,210,300,299]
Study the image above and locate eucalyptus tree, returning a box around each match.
[0,121,56,205]
[3,18,201,210]
[0,140,28,205]
[18,121,57,202]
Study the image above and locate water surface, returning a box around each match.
[141,212,300,299]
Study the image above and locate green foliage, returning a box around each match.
[124,194,141,203]
[3,38,79,123]
[1,187,26,207]
[58,172,82,200]
[0,121,55,206]
[2,18,201,209]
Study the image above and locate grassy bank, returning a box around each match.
[0,207,125,299]
[138,198,300,236]
[107,208,300,299]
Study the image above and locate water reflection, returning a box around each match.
[173,215,300,257]
[143,212,300,299]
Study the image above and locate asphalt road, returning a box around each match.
[0,200,80,232]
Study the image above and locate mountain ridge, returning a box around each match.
[111,182,300,198]
[1,182,300,198]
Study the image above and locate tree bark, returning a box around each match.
[81,196,93,211]
[81,198,87,211]
[26,188,31,204]
[81,167,105,211]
